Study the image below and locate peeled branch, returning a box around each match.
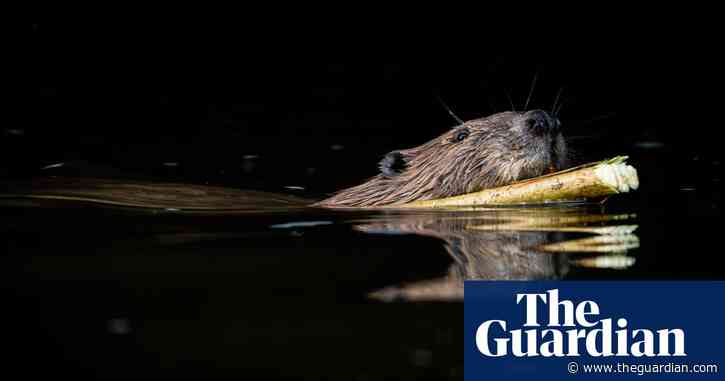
[401,156,639,208]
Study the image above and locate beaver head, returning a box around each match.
[316,109,569,207]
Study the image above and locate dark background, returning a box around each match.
[3,19,723,379]
[6,21,721,194]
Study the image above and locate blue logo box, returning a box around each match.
[464,281,724,379]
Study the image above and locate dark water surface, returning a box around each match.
[0,148,721,379]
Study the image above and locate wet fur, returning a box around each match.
[316,110,569,207]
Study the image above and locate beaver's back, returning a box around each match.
[0,177,311,213]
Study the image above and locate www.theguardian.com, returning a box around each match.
[569,361,718,376]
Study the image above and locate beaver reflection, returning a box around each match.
[361,208,638,302]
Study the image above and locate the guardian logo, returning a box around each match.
[475,289,686,357]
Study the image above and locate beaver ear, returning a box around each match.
[379,151,409,177]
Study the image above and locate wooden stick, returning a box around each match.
[400,156,639,208]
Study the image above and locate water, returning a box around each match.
[1,147,721,379]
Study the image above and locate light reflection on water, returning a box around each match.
[1,188,639,301]
[349,207,638,301]
[0,164,719,377]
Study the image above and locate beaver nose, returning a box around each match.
[524,110,559,133]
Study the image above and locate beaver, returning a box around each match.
[315,109,569,207]
[0,109,568,211]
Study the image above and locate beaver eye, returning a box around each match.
[454,130,469,142]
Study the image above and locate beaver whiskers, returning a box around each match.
[315,110,569,207]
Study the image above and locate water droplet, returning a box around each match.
[41,162,65,170]
[633,141,664,149]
